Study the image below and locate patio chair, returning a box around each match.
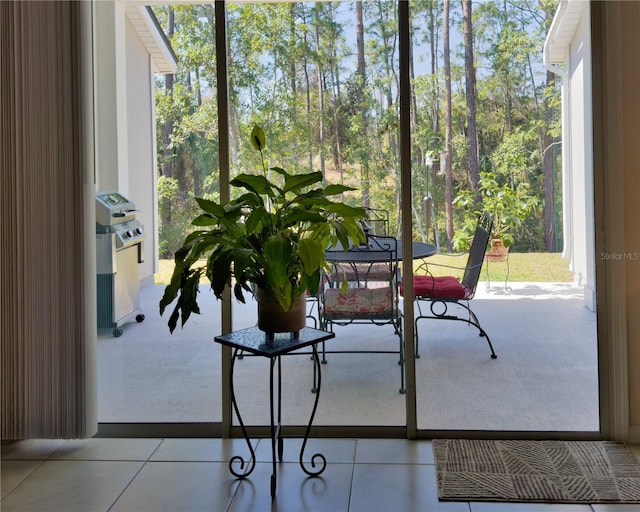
[406,212,498,360]
[339,208,392,284]
[319,234,406,393]
[362,207,390,236]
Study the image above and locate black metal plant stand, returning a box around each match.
[485,252,512,294]
[214,326,335,499]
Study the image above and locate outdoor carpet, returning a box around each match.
[433,439,640,503]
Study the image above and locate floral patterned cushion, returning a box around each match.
[323,287,393,317]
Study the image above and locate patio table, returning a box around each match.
[319,238,437,394]
[214,326,335,499]
[326,240,437,263]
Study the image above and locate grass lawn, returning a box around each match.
[154,252,574,285]
[416,252,574,283]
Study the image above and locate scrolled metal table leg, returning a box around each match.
[228,348,256,479]
[299,343,327,477]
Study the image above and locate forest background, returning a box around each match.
[153,0,561,259]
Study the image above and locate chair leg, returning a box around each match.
[413,304,497,360]
[480,327,498,359]
[413,300,424,358]
[460,303,497,359]
[317,313,328,364]
[316,309,408,394]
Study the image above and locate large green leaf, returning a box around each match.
[191,213,219,226]
[164,267,203,333]
[276,168,323,193]
[322,183,357,195]
[229,192,263,209]
[195,197,224,217]
[305,267,322,296]
[245,207,270,233]
[231,173,279,198]
[263,235,294,310]
[298,238,324,275]
[207,247,233,298]
[280,208,325,227]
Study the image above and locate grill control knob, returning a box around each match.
[125,230,133,239]
[135,227,143,236]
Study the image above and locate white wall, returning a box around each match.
[93,1,161,285]
[569,2,596,310]
[93,0,121,193]
[125,17,157,284]
[566,3,596,311]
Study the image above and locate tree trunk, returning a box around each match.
[443,0,454,250]
[302,7,313,169]
[290,3,297,111]
[542,6,557,252]
[161,7,175,225]
[543,68,557,252]
[462,0,480,192]
[356,1,370,209]
[324,3,344,180]
[409,21,418,136]
[314,7,326,177]
[330,62,344,181]
[193,66,203,196]
[377,2,397,161]
[429,1,440,187]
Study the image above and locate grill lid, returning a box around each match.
[96,192,138,227]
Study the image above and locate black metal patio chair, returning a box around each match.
[404,212,498,360]
[319,234,406,393]
[362,207,390,236]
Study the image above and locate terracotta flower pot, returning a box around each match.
[485,238,509,262]
[256,287,307,336]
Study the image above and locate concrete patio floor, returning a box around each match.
[98,281,599,432]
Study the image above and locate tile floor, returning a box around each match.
[2,438,639,512]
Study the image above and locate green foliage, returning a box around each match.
[455,170,538,249]
[453,128,540,251]
[159,127,366,333]
[157,176,200,259]
[153,0,561,258]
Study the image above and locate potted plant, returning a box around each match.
[453,170,538,259]
[159,126,366,336]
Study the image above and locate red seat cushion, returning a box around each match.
[412,275,467,299]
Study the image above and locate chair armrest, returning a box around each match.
[415,253,465,273]
[414,253,483,281]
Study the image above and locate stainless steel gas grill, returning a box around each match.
[96,192,145,337]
